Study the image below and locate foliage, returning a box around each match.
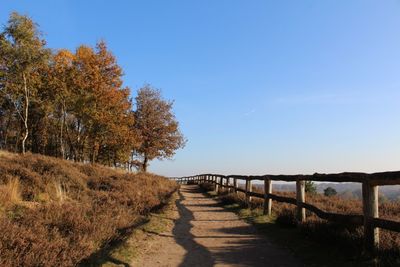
[133,85,186,172]
[0,12,185,170]
[324,187,337,197]
[0,12,50,154]
[305,181,317,194]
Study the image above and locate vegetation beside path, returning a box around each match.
[199,183,399,267]
[0,151,178,266]
[86,192,178,266]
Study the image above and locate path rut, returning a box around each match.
[133,185,301,267]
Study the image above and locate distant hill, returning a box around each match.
[272,182,400,201]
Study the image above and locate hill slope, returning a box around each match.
[0,151,178,266]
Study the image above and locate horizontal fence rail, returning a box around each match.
[171,171,400,254]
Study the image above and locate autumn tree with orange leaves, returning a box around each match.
[133,85,186,172]
[48,49,75,158]
[0,12,185,169]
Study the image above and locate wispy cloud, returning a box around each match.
[241,108,256,117]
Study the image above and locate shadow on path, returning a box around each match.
[174,185,300,267]
[78,218,149,267]
[173,187,215,267]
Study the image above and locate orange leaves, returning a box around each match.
[53,49,74,68]
[61,41,136,164]
[133,85,186,171]
[1,12,184,168]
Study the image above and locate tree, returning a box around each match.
[0,12,185,170]
[133,85,186,172]
[48,49,75,158]
[305,181,317,194]
[0,12,50,153]
[324,187,337,197]
[69,42,137,164]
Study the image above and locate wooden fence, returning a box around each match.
[172,172,400,254]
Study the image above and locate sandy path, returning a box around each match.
[133,185,301,267]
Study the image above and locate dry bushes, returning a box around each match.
[0,152,178,267]
[200,182,400,261]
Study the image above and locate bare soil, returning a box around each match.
[133,185,301,267]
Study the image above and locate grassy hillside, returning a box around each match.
[0,151,178,266]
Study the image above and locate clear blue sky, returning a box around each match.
[2,1,400,176]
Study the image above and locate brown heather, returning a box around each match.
[201,183,400,263]
[0,151,178,266]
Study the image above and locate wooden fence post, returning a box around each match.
[249,179,252,203]
[263,178,272,216]
[245,179,249,204]
[234,178,237,193]
[226,177,230,193]
[223,177,226,192]
[246,178,252,205]
[296,180,306,223]
[215,176,219,193]
[363,182,379,254]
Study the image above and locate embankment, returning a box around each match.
[0,151,178,266]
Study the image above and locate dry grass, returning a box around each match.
[0,150,15,159]
[0,151,178,267]
[0,177,21,207]
[201,183,400,264]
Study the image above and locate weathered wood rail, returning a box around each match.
[171,172,400,254]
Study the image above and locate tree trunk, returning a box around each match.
[4,111,13,149]
[142,155,148,172]
[60,99,66,159]
[65,121,76,161]
[21,73,29,154]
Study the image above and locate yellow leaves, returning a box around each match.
[53,49,75,72]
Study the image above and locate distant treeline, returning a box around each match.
[0,12,185,171]
[267,183,400,201]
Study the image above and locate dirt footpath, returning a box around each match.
[133,185,301,267]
